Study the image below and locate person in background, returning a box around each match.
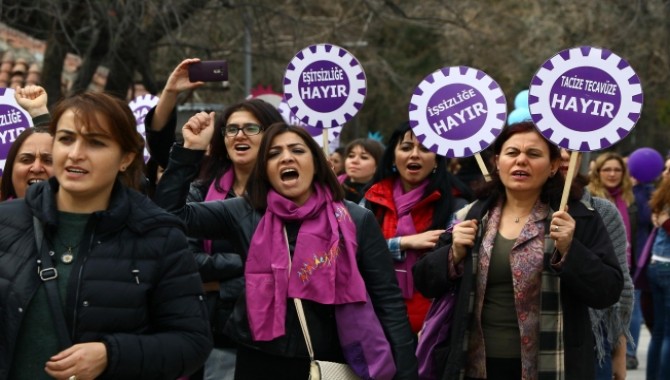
[1,85,52,201]
[414,122,623,380]
[329,147,345,175]
[646,175,670,379]
[587,152,641,370]
[339,138,384,204]
[628,159,657,370]
[155,96,283,380]
[560,149,633,380]
[0,91,212,379]
[662,157,670,181]
[146,57,285,380]
[365,121,472,335]
[155,119,418,379]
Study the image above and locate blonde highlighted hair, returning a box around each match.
[587,152,634,205]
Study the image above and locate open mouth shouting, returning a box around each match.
[407,162,422,172]
[234,143,251,152]
[280,168,299,183]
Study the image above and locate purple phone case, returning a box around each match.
[188,60,228,82]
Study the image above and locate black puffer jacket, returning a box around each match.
[155,145,419,379]
[0,178,212,379]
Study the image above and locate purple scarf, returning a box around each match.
[203,169,235,253]
[245,185,366,341]
[393,178,429,299]
[608,187,632,267]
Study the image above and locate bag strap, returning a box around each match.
[33,216,73,349]
[295,298,315,361]
[283,227,316,361]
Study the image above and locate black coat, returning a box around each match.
[187,179,244,347]
[413,198,624,380]
[0,178,212,379]
[155,145,419,379]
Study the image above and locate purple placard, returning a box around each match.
[528,46,643,151]
[426,83,487,141]
[299,60,350,113]
[283,44,366,129]
[408,66,507,158]
[128,94,159,163]
[0,88,34,176]
[278,97,342,149]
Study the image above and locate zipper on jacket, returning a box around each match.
[71,217,98,341]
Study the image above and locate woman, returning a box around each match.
[329,147,345,175]
[559,149,633,380]
[646,176,670,379]
[587,152,641,368]
[413,122,623,380]
[339,138,384,203]
[1,85,52,201]
[0,92,212,380]
[155,119,418,379]
[365,122,471,334]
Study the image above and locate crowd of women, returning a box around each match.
[0,57,668,380]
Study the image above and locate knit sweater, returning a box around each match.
[584,191,634,361]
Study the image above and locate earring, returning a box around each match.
[432,166,437,174]
[120,166,127,172]
[392,164,397,173]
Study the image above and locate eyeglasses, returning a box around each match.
[222,123,263,137]
[600,167,623,174]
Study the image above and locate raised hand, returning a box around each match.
[14,85,48,117]
[182,111,216,150]
[163,58,204,94]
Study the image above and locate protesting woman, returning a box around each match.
[155,116,418,379]
[414,122,623,380]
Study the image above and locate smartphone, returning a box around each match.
[188,60,228,82]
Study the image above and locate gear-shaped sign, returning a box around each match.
[529,46,643,151]
[0,88,34,176]
[408,66,507,158]
[283,44,366,129]
[128,94,159,162]
[278,97,342,149]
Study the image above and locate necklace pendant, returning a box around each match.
[60,247,74,264]
[514,216,520,223]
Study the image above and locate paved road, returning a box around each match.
[627,325,650,380]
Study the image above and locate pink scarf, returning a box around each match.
[245,185,366,341]
[203,169,235,253]
[393,178,429,299]
[608,187,632,267]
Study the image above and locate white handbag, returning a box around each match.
[285,228,360,380]
[295,298,361,380]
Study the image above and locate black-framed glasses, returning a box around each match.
[222,123,263,137]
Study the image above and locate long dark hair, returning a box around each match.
[49,91,145,191]
[246,123,344,211]
[198,99,284,191]
[477,122,582,208]
[0,127,51,200]
[369,121,469,230]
